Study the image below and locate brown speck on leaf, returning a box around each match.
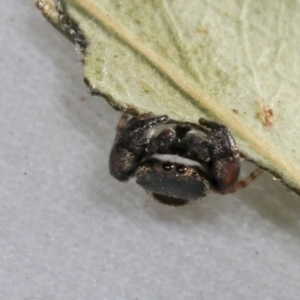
[232,109,239,114]
[196,27,208,34]
[257,99,274,128]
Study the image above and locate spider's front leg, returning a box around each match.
[199,118,263,194]
[109,114,169,181]
[199,118,241,192]
[179,118,240,192]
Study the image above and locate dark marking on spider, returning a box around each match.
[109,114,262,206]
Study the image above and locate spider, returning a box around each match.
[109,114,262,206]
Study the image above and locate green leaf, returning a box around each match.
[37,0,300,195]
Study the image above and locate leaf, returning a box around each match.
[37,0,300,195]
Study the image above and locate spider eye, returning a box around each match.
[176,165,187,174]
[162,162,174,171]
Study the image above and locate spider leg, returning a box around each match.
[219,168,263,195]
[116,114,130,130]
[117,113,167,132]
[146,128,179,155]
[110,113,169,181]
[199,118,226,131]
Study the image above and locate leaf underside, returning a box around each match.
[38,0,300,195]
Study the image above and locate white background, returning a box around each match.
[1,1,300,299]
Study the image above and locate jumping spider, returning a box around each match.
[109,114,262,206]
